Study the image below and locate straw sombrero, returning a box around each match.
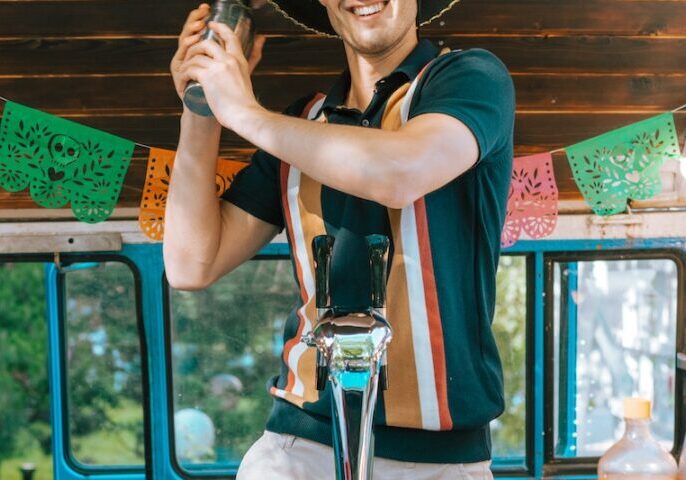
[267,0,461,37]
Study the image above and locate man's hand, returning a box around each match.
[170,3,212,102]
[177,20,266,128]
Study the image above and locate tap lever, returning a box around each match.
[312,235,335,309]
[379,352,388,391]
[366,235,390,309]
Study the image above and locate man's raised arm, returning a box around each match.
[163,113,278,291]
[163,4,276,291]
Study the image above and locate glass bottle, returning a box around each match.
[598,398,677,480]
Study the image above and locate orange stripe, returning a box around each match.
[414,198,453,429]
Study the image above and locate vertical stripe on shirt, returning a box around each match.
[272,96,327,406]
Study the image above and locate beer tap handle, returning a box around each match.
[312,235,335,309]
[366,234,390,309]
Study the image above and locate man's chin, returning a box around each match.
[345,32,394,55]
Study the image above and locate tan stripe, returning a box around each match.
[381,83,410,132]
[383,208,423,428]
[380,82,423,428]
[294,171,326,404]
[270,386,306,408]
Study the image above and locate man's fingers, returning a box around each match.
[186,39,226,62]
[173,33,203,64]
[180,4,210,39]
[173,4,210,62]
[208,21,245,60]
[247,35,266,73]
[177,56,215,91]
[181,18,206,39]
[180,66,204,87]
[184,4,210,28]
[181,55,215,73]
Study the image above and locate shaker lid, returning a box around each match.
[624,397,652,419]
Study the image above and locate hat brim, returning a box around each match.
[268,0,461,37]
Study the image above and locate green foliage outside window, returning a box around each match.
[64,262,145,466]
[491,255,527,457]
[0,263,50,480]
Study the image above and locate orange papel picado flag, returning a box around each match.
[138,147,247,241]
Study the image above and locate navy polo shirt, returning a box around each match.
[223,39,515,463]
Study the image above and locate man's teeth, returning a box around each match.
[353,2,385,16]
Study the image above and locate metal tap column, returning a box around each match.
[304,234,392,480]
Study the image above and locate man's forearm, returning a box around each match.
[233,106,420,208]
[163,111,224,286]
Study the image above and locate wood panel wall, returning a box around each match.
[1,0,686,215]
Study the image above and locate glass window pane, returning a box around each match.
[169,259,298,472]
[553,258,678,458]
[0,262,53,479]
[64,261,145,466]
[491,255,527,461]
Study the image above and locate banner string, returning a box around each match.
[1,92,685,155]
[134,141,153,150]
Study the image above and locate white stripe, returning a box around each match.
[272,388,287,399]
[285,167,316,397]
[400,75,421,124]
[307,96,327,120]
[400,204,441,430]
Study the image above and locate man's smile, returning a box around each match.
[347,1,389,18]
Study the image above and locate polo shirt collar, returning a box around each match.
[321,39,439,112]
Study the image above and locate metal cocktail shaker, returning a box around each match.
[183,0,255,117]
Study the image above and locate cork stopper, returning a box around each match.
[623,397,652,420]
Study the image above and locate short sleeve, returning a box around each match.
[221,148,284,230]
[409,48,515,164]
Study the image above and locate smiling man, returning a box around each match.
[164,0,515,477]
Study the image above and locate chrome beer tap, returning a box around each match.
[302,234,392,480]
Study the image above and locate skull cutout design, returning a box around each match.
[48,134,82,167]
[0,101,135,223]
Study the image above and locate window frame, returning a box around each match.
[53,254,152,476]
[163,252,293,480]
[542,248,686,476]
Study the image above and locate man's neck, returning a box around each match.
[343,30,419,111]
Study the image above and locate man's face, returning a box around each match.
[319,0,418,54]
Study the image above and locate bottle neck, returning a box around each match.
[624,417,653,441]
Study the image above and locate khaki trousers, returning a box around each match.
[237,431,494,480]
